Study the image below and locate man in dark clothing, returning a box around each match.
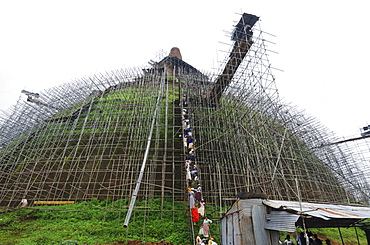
[313,234,322,245]
[296,232,307,245]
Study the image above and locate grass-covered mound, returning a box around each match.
[1,197,367,245]
[0,198,198,245]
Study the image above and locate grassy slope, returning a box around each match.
[0,199,195,245]
[1,202,367,245]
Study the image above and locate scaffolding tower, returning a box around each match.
[1,12,370,242]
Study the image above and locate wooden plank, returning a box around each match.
[34,201,75,205]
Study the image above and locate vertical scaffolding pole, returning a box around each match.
[123,72,165,227]
[338,227,344,245]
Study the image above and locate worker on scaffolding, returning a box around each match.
[189,189,195,209]
[187,128,192,137]
[20,198,28,207]
[185,159,191,169]
[183,135,188,148]
[191,173,199,188]
[195,184,202,201]
[244,24,253,42]
[198,199,205,217]
[186,164,192,181]
[190,164,198,175]
[191,204,200,224]
[182,94,188,107]
[208,238,217,245]
[183,120,188,130]
[199,217,213,238]
[196,234,202,245]
[188,149,196,161]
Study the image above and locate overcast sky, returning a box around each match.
[0,0,369,138]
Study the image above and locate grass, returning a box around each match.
[0,197,222,245]
[2,198,366,245]
[0,198,193,245]
[280,226,368,244]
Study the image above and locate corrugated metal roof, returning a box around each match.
[222,199,370,232]
[263,200,370,229]
[265,211,300,232]
[225,199,264,217]
[263,200,370,220]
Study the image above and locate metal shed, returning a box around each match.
[221,198,370,245]
[221,198,279,245]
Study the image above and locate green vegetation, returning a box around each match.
[0,198,195,245]
[1,197,222,245]
[280,227,367,244]
[310,227,367,244]
[2,198,366,245]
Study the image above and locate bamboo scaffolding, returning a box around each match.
[1,14,370,243]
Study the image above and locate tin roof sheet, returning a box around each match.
[263,200,370,220]
[265,211,300,232]
[223,199,370,231]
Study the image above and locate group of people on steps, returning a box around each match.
[181,95,218,245]
[181,95,334,245]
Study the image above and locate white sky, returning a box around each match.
[0,0,369,138]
